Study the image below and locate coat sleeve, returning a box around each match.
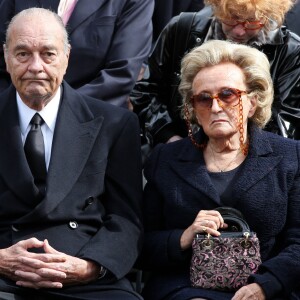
[266,29,300,138]
[131,15,185,145]
[249,141,300,299]
[77,112,144,280]
[270,30,300,103]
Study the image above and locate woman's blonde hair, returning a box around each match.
[179,40,273,128]
[205,0,294,30]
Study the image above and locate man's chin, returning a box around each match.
[21,91,52,109]
[25,92,47,100]
[24,86,49,98]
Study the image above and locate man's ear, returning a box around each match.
[3,44,10,73]
[66,44,71,59]
[63,45,71,75]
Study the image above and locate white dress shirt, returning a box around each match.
[17,87,61,170]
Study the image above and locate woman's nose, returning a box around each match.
[210,98,223,112]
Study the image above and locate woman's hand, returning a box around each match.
[231,283,266,300]
[180,210,226,250]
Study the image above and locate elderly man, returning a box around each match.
[0,7,143,300]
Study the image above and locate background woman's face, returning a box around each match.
[191,62,256,140]
[219,12,265,44]
[221,22,262,43]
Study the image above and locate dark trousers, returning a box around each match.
[0,277,142,300]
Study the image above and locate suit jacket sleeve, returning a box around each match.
[76,0,154,106]
[77,112,143,279]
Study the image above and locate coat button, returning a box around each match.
[12,225,19,232]
[82,196,94,210]
[69,221,78,229]
[87,197,94,204]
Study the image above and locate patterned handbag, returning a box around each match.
[190,208,262,291]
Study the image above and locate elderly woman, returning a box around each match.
[132,0,300,146]
[141,40,300,300]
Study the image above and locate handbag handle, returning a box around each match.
[214,206,244,219]
[214,206,250,233]
[198,213,252,250]
[221,215,250,233]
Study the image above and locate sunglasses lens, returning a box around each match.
[194,93,212,108]
[219,89,239,105]
[219,89,237,100]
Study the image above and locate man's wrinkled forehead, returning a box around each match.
[7,15,65,48]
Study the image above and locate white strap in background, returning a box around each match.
[57,0,78,25]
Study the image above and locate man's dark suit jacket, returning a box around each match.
[141,125,300,300]
[0,81,143,298]
[0,0,154,106]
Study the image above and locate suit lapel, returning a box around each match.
[168,140,220,205]
[18,82,104,221]
[67,0,106,34]
[232,127,282,197]
[0,86,37,204]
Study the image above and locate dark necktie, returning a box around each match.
[24,113,47,197]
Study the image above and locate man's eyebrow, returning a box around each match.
[12,44,58,52]
[41,45,58,51]
[13,44,29,51]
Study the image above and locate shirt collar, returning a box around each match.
[17,86,61,135]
